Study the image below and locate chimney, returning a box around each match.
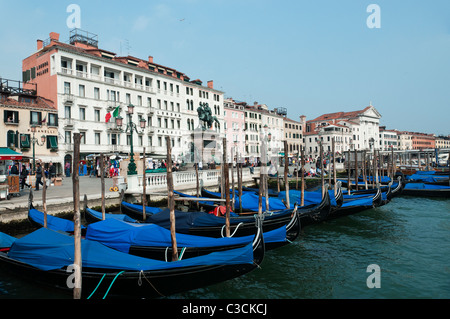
[148,56,154,63]
[300,115,306,124]
[207,80,214,89]
[37,39,43,50]
[49,32,60,42]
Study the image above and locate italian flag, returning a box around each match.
[105,106,120,123]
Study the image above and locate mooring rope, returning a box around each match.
[87,274,106,299]
[139,270,165,297]
[178,247,186,261]
[102,271,125,299]
[221,222,244,238]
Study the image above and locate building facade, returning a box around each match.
[223,98,246,161]
[305,105,381,155]
[283,116,304,158]
[1,78,60,173]
[409,132,436,150]
[379,126,399,151]
[21,30,225,168]
[305,121,354,157]
[396,131,413,150]
[435,135,450,149]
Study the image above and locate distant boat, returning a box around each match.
[327,186,384,219]
[405,171,449,186]
[402,183,450,198]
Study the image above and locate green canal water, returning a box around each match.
[0,195,449,299]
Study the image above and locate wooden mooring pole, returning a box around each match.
[42,172,47,228]
[223,138,231,237]
[166,136,178,261]
[284,140,290,208]
[72,133,82,299]
[301,146,305,207]
[100,154,105,220]
[142,148,147,221]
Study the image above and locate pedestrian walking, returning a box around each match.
[49,162,56,181]
[35,163,44,191]
[20,165,31,190]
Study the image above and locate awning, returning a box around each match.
[0,148,23,161]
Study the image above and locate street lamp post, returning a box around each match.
[29,125,46,175]
[115,104,146,176]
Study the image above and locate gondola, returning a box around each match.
[28,203,87,235]
[401,183,450,198]
[243,181,344,209]
[120,201,163,221]
[242,186,279,197]
[176,187,331,229]
[327,186,383,219]
[31,203,299,260]
[84,206,137,224]
[173,190,224,213]
[0,225,264,299]
[343,182,391,204]
[200,188,293,213]
[341,177,403,199]
[0,232,15,252]
[121,201,300,238]
[277,187,334,226]
[405,171,450,186]
[123,184,332,236]
[85,209,300,260]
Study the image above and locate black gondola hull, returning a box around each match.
[0,252,260,299]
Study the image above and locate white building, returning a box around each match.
[396,131,413,150]
[379,126,399,151]
[305,105,382,156]
[22,30,225,167]
[305,122,353,157]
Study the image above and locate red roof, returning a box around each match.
[0,95,56,111]
[308,106,372,123]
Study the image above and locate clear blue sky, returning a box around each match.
[1,0,449,135]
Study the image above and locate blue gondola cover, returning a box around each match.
[0,232,15,248]
[86,218,286,253]
[278,190,337,207]
[404,183,450,190]
[7,228,255,272]
[29,208,86,232]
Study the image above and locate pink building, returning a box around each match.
[223,98,246,162]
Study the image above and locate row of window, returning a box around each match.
[6,130,58,150]
[3,110,58,126]
[285,123,302,130]
[64,131,182,148]
[286,133,302,139]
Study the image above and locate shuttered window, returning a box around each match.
[20,134,30,148]
[47,136,58,149]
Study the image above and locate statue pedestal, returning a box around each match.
[127,174,139,191]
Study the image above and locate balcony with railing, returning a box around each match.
[59,67,158,95]
[63,94,75,105]
[63,118,75,128]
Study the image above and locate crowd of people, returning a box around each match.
[7,161,57,191]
